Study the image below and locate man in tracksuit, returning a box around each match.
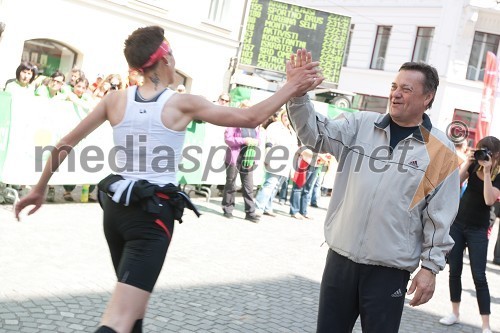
[287,50,460,333]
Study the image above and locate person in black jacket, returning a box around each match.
[439,136,500,333]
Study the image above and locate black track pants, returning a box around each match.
[317,249,410,333]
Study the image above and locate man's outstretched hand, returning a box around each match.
[286,48,324,96]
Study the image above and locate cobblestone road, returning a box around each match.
[1,193,499,332]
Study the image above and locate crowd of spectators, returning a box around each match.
[1,62,337,215]
[2,62,144,202]
[219,94,337,223]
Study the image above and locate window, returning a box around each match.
[467,31,500,81]
[21,39,77,76]
[208,0,227,23]
[370,26,391,70]
[412,27,434,62]
[453,109,478,145]
[343,24,355,66]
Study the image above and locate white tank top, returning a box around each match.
[112,86,185,186]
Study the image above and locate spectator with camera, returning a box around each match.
[93,74,123,100]
[439,136,500,333]
[107,74,123,91]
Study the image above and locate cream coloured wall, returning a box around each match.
[282,0,499,137]
[1,0,499,138]
[0,0,246,100]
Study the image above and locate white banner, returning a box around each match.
[0,96,113,185]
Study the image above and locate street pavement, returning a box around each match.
[0,192,499,333]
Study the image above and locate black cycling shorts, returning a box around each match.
[100,192,175,292]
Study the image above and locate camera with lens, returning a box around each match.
[110,84,118,91]
[474,147,491,161]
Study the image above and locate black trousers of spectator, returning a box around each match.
[493,202,500,264]
[494,233,500,264]
[221,163,256,215]
[317,249,410,333]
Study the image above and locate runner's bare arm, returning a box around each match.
[14,96,109,220]
[178,58,323,128]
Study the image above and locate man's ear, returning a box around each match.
[424,92,434,108]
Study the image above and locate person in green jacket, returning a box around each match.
[34,70,67,100]
[4,61,37,94]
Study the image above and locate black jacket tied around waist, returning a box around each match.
[98,174,201,223]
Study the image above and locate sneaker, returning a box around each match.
[245,214,260,223]
[223,212,234,219]
[439,313,459,326]
[310,203,319,208]
[46,187,55,202]
[263,211,276,217]
[482,329,492,333]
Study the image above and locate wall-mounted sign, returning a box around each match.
[240,0,351,84]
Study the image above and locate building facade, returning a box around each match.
[286,0,500,140]
[0,0,499,139]
[0,0,248,101]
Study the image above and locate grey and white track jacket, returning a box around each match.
[287,94,459,274]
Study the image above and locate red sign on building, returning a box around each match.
[475,51,499,146]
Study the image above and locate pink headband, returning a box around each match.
[139,40,172,71]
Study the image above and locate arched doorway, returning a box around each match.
[21,39,78,76]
